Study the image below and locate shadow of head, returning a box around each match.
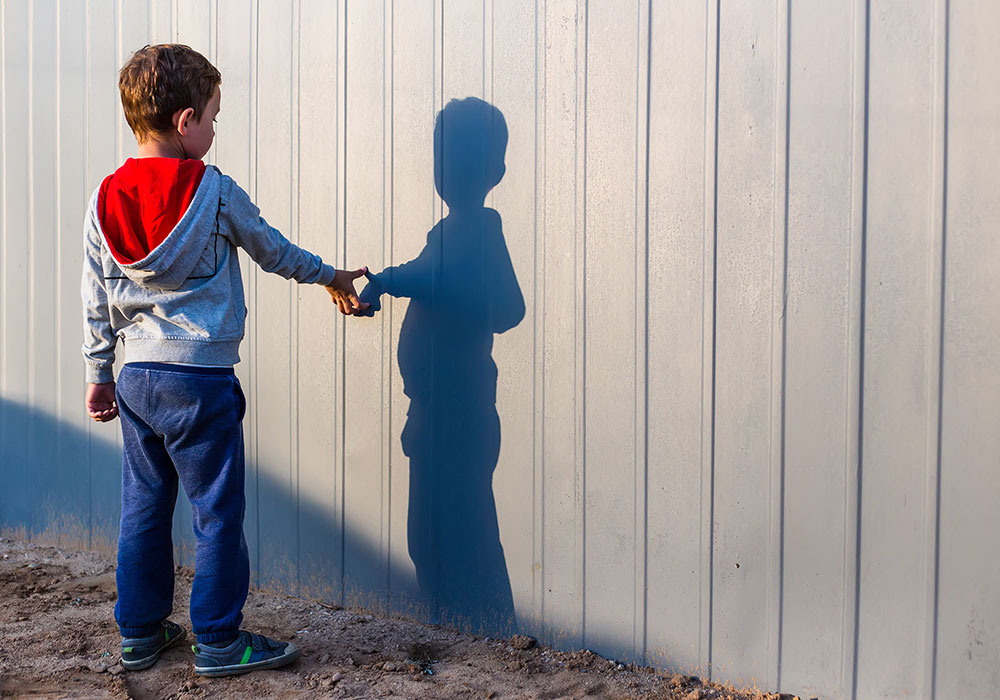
[434,97,508,211]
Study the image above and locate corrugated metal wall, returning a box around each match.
[1,1,998,698]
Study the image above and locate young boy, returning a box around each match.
[81,44,367,676]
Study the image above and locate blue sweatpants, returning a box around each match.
[114,362,249,645]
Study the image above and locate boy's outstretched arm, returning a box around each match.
[223,179,368,315]
[81,208,119,422]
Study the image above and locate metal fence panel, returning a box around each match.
[1,2,997,698]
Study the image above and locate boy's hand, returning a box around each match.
[325,267,371,316]
[86,382,119,422]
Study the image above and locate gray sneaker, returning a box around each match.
[192,630,300,677]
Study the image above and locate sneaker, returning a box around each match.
[192,630,300,677]
[120,619,187,671]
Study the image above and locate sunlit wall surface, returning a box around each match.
[1,2,998,699]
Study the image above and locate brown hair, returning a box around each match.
[118,44,221,143]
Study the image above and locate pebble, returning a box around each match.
[107,664,124,676]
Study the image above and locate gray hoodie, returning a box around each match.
[81,163,336,383]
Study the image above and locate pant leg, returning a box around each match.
[147,367,249,645]
[114,366,179,638]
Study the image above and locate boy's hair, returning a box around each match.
[119,44,221,143]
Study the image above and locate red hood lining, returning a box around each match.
[98,158,206,265]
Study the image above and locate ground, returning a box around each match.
[0,538,795,700]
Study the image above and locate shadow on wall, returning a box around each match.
[0,98,524,640]
[0,395,421,618]
[362,97,525,636]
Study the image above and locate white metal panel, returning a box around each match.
[582,0,642,663]
[857,2,940,698]
[538,0,586,653]
[646,0,711,675]
[780,2,857,698]
[491,0,539,643]
[712,0,783,686]
[1,2,998,698]
[936,1,1000,696]
[342,0,388,608]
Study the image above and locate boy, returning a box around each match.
[81,44,367,676]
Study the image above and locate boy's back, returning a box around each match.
[81,43,366,677]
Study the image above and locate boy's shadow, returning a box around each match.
[362,98,524,634]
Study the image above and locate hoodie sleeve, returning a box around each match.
[80,201,118,384]
[221,177,337,286]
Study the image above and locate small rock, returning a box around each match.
[511,634,536,650]
[318,653,331,664]
[331,672,344,682]
[108,664,124,676]
[320,678,334,689]
[383,661,398,672]
[616,663,625,671]
[683,691,702,700]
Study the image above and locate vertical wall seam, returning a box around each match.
[578,0,589,647]
[55,2,62,458]
[338,0,348,604]
[114,0,121,163]
[849,1,872,697]
[382,0,393,606]
[292,0,302,597]
[251,0,261,585]
[772,0,793,689]
[27,0,35,435]
[535,0,545,634]
[840,0,865,696]
[640,0,653,666]
[928,1,950,697]
[699,0,721,678]
[85,0,93,551]
[0,0,6,416]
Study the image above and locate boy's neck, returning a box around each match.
[136,137,191,160]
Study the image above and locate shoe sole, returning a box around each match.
[121,631,187,671]
[194,644,301,677]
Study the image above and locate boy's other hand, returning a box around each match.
[86,382,119,422]
[325,267,371,316]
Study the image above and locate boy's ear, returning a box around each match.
[172,107,196,135]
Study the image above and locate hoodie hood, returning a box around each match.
[97,158,220,290]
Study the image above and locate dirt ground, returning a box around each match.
[0,538,796,700]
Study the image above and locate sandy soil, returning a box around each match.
[0,537,796,700]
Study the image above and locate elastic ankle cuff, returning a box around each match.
[197,629,240,645]
[120,623,161,639]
